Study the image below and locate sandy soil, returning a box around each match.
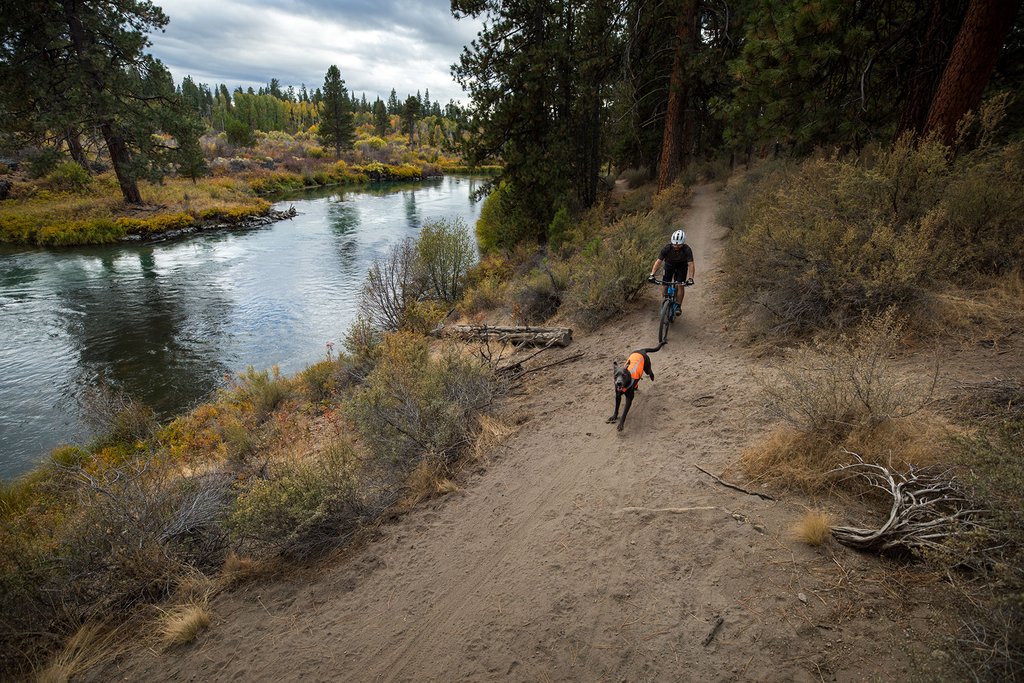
[95,185,976,682]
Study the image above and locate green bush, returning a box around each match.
[225,119,257,148]
[476,183,534,251]
[547,205,572,249]
[347,332,493,469]
[45,162,91,193]
[229,366,290,420]
[228,440,360,557]
[416,217,475,303]
[561,212,661,330]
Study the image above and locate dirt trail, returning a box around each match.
[104,185,958,682]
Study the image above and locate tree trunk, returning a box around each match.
[656,0,698,190]
[65,128,89,170]
[101,122,142,204]
[896,0,969,139]
[923,0,1020,144]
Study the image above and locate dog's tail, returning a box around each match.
[636,341,667,354]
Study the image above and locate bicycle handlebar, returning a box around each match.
[648,278,693,287]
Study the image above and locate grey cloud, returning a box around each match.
[148,0,480,102]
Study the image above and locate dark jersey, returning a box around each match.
[658,243,694,269]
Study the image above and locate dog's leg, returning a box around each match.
[617,391,634,431]
[606,391,621,423]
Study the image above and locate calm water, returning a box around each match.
[0,176,483,479]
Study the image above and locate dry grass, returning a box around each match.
[472,413,518,461]
[739,414,951,493]
[158,604,211,648]
[221,553,259,585]
[926,273,1024,343]
[34,623,123,683]
[403,460,456,506]
[793,509,833,546]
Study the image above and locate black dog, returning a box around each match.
[606,342,665,431]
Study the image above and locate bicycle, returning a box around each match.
[648,276,693,344]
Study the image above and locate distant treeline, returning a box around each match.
[178,76,468,135]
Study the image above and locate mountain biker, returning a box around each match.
[648,229,694,316]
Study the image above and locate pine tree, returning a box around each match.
[387,88,401,114]
[319,65,354,157]
[0,0,204,203]
[452,0,620,234]
[923,0,1020,144]
[402,95,420,143]
[373,98,389,135]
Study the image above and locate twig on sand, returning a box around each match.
[703,615,725,646]
[617,506,721,514]
[520,352,584,376]
[694,464,778,501]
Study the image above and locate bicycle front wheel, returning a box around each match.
[658,299,672,344]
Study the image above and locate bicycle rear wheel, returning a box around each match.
[658,299,672,344]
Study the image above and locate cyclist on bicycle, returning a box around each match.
[648,229,694,316]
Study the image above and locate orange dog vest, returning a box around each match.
[626,352,645,384]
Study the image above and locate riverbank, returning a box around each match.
[0,162,499,247]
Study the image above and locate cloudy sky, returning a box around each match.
[147,0,482,104]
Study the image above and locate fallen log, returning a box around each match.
[443,325,573,348]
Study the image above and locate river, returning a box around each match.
[0,176,483,480]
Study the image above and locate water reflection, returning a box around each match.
[0,176,482,478]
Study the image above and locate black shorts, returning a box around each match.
[663,265,687,283]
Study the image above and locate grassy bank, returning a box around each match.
[0,160,492,247]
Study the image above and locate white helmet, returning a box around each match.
[671,229,686,245]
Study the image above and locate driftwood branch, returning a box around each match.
[828,451,989,553]
[694,465,777,501]
[442,324,573,348]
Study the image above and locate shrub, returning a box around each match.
[224,119,257,148]
[476,183,535,251]
[228,439,360,557]
[360,238,420,331]
[229,366,290,421]
[741,311,942,492]
[620,167,649,189]
[347,332,493,469]
[547,205,572,249]
[416,217,476,303]
[756,311,931,438]
[80,384,157,446]
[561,211,664,330]
[509,267,564,324]
[722,138,1024,339]
[46,162,91,193]
[946,379,1024,680]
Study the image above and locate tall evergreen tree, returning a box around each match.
[452,0,622,236]
[373,98,389,135]
[387,88,401,114]
[319,64,354,157]
[402,95,420,143]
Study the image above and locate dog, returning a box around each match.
[606,342,665,431]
